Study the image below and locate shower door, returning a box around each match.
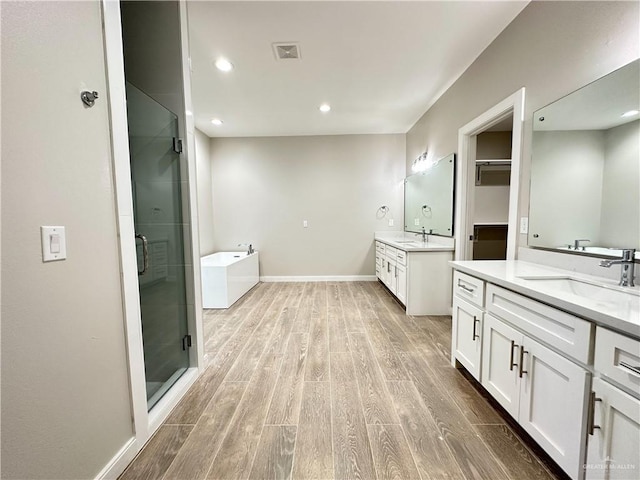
[126,83,191,410]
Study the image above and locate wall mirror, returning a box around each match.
[404,153,455,236]
[529,58,639,259]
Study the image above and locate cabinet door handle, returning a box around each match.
[395,266,398,278]
[588,391,602,435]
[472,316,480,341]
[619,361,640,376]
[518,347,528,378]
[509,341,519,371]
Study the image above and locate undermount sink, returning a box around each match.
[517,275,640,303]
[396,241,428,247]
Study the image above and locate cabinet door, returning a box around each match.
[586,377,640,480]
[481,314,521,419]
[386,257,397,294]
[380,257,388,284]
[452,296,483,380]
[518,337,589,479]
[396,263,407,305]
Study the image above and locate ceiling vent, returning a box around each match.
[273,42,301,60]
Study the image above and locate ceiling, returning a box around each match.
[187,1,529,138]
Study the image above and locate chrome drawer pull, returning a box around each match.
[509,341,519,371]
[458,283,475,294]
[518,348,528,378]
[472,316,480,341]
[619,362,640,376]
[588,391,602,435]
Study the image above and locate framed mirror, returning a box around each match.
[404,153,455,236]
[529,59,639,259]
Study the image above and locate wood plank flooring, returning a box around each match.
[120,281,569,480]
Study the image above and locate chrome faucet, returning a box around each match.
[573,239,590,251]
[416,227,428,243]
[600,249,636,287]
[238,243,254,255]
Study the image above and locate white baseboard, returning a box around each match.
[260,275,377,282]
[95,437,139,480]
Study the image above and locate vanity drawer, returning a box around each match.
[453,270,485,308]
[376,241,386,255]
[385,245,398,260]
[395,249,407,266]
[486,284,593,364]
[595,326,640,395]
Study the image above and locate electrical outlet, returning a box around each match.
[388,219,394,227]
[414,218,420,226]
[520,217,528,234]
[303,220,308,228]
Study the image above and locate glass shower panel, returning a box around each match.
[126,83,190,410]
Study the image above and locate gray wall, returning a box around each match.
[196,128,215,254]
[1,2,133,478]
[208,135,405,277]
[406,1,640,251]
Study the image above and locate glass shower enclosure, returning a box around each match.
[125,82,191,410]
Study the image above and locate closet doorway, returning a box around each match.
[455,88,525,261]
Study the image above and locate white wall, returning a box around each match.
[208,134,405,277]
[1,2,133,478]
[196,129,215,255]
[600,120,640,248]
[406,1,640,252]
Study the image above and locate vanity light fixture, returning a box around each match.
[411,152,432,173]
[319,103,331,113]
[214,57,233,72]
[211,118,223,126]
[621,109,639,118]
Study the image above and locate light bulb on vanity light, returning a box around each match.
[621,109,639,118]
[214,58,233,72]
[319,103,331,113]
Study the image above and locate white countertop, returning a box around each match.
[450,260,640,339]
[375,232,455,252]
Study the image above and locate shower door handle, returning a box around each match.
[135,233,149,276]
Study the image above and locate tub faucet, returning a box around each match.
[599,249,636,287]
[238,243,254,255]
[573,239,590,250]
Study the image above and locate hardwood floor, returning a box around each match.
[120,281,570,480]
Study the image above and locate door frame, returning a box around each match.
[98,1,205,478]
[455,88,525,261]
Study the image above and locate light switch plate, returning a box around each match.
[41,226,67,262]
[303,220,308,228]
[520,217,529,234]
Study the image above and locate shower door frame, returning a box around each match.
[100,1,205,477]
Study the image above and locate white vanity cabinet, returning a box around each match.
[482,313,589,479]
[375,239,452,314]
[451,271,485,380]
[481,284,591,479]
[451,269,593,480]
[585,327,640,480]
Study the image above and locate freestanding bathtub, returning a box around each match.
[201,251,259,308]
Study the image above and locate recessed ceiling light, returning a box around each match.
[211,118,223,126]
[621,109,639,117]
[214,58,233,72]
[319,103,331,113]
